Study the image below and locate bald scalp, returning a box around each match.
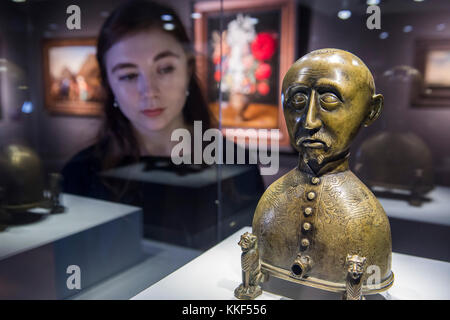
[283,48,376,96]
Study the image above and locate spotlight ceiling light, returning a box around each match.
[367,0,380,5]
[191,12,202,19]
[21,101,33,114]
[48,23,58,30]
[163,23,175,31]
[337,10,352,20]
[403,25,413,33]
[379,31,389,39]
[161,14,173,22]
[436,23,446,31]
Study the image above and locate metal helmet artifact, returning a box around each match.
[0,144,64,215]
[353,65,434,206]
[355,131,433,205]
[0,144,46,211]
[235,49,393,300]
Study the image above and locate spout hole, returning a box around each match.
[291,264,303,276]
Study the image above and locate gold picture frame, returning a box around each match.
[413,38,450,108]
[42,38,104,116]
[194,0,296,147]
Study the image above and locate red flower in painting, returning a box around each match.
[213,53,221,65]
[251,32,277,61]
[214,70,221,82]
[254,63,272,81]
[257,82,270,96]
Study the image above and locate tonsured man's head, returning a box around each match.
[282,48,383,168]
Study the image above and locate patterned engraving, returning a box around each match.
[253,165,392,285]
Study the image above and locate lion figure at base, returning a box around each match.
[343,254,367,300]
[234,232,264,300]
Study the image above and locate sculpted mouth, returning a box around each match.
[297,137,327,149]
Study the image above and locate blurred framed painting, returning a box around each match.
[42,38,104,116]
[0,36,3,120]
[193,0,295,147]
[413,38,450,108]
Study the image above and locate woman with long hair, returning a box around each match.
[62,0,264,248]
[63,0,212,194]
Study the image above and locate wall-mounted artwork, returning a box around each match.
[194,0,295,146]
[413,38,450,108]
[42,38,104,116]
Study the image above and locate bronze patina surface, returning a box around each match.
[234,232,264,299]
[0,144,65,218]
[355,131,433,206]
[355,66,433,206]
[0,145,46,210]
[235,48,394,299]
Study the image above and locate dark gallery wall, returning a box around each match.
[0,1,32,148]
[1,0,449,186]
[376,11,450,184]
[305,5,450,185]
[1,0,188,172]
[1,0,127,171]
[25,0,128,172]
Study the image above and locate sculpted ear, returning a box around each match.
[363,93,383,127]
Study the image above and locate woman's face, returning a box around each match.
[105,29,190,134]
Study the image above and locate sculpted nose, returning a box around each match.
[304,91,322,131]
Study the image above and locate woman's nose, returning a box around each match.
[138,73,159,98]
[303,91,322,130]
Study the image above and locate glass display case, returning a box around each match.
[0,0,449,301]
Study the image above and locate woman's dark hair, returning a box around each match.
[96,0,213,169]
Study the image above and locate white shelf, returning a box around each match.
[132,227,450,300]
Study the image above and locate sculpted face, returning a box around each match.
[282,49,383,168]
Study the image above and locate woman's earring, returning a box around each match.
[113,100,119,108]
[185,90,190,97]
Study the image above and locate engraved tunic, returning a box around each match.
[252,156,393,285]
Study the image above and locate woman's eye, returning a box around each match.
[118,73,138,81]
[320,93,340,110]
[289,92,307,110]
[158,65,175,75]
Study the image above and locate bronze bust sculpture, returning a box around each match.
[235,49,394,300]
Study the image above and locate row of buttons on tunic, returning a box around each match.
[301,176,320,250]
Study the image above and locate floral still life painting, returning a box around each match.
[208,11,280,128]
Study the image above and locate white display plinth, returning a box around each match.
[0,194,143,299]
[132,227,450,300]
[379,186,450,262]
[378,186,450,227]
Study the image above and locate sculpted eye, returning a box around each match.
[289,92,308,110]
[320,93,340,110]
